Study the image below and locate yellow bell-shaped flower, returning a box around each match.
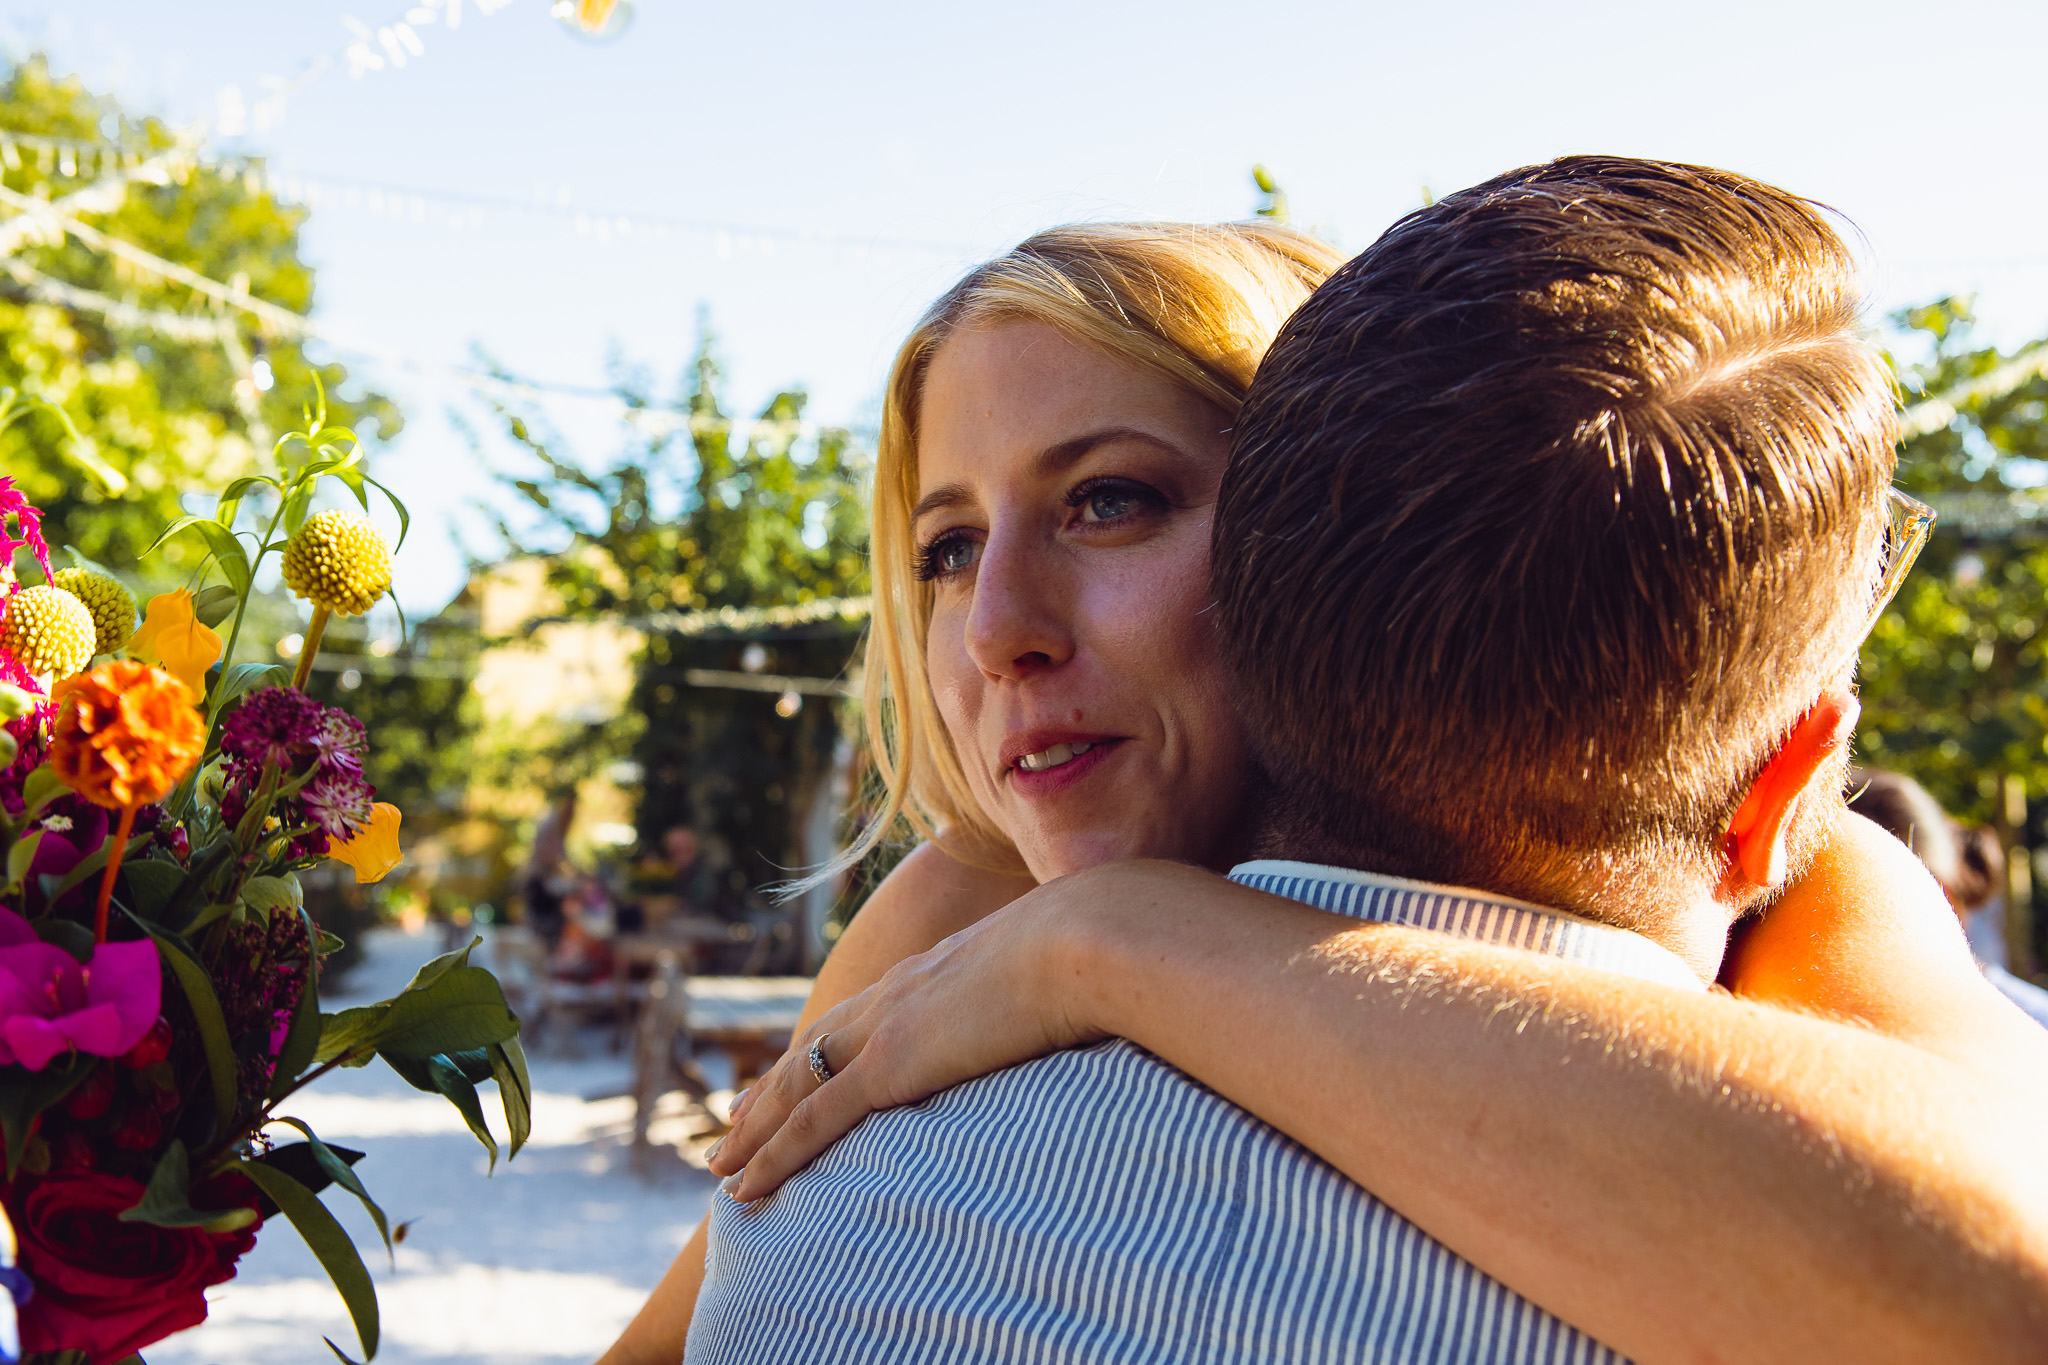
[328,802,403,883]
[129,589,224,701]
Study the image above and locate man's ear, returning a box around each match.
[1724,688,1860,891]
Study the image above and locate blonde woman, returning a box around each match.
[599,221,2048,1364]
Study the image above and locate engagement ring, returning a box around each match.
[808,1033,835,1085]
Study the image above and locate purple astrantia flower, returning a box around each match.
[299,769,375,840]
[0,909,160,1070]
[218,687,375,863]
[218,685,329,774]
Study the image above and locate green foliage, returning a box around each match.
[0,56,400,580]
[488,332,868,923]
[1858,298,2048,969]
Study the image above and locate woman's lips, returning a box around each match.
[1006,737,1123,797]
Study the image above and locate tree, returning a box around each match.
[486,332,869,946]
[1858,297,2048,975]
[0,56,399,574]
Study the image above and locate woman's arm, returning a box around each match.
[593,843,1033,1365]
[713,813,2048,1365]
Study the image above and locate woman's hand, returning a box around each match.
[706,875,1106,1201]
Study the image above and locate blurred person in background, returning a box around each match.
[1849,767,2048,1028]
[521,790,577,948]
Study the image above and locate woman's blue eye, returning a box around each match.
[914,534,982,581]
[1082,488,1138,521]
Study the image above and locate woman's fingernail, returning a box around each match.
[729,1089,751,1119]
[721,1174,743,1199]
[706,1139,725,1164]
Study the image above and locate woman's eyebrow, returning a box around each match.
[1034,426,1179,478]
[911,427,1182,526]
[912,483,974,524]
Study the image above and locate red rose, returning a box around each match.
[9,1170,261,1365]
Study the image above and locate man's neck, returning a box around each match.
[1255,829,1730,984]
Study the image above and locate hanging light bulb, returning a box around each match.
[551,0,633,40]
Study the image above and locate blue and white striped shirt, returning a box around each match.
[688,860,1706,1364]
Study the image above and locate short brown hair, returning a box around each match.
[1214,156,1897,917]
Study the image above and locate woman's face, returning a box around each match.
[915,319,1251,882]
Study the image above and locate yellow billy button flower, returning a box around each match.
[0,585,96,679]
[52,567,138,657]
[281,511,392,689]
[328,802,402,883]
[282,511,391,618]
[129,589,223,701]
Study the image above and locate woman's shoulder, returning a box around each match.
[797,842,1036,1030]
[856,842,1038,950]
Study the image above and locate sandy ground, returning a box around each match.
[149,927,727,1365]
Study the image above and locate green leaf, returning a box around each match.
[332,464,373,515]
[398,936,479,994]
[21,764,66,818]
[143,926,238,1132]
[0,1054,92,1178]
[269,912,324,1098]
[216,475,282,529]
[123,1140,203,1226]
[234,1159,380,1361]
[191,584,241,628]
[315,1004,391,1067]
[251,1136,365,1205]
[6,828,42,892]
[122,857,183,920]
[147,517,252,595]
[51,840,112,900]
[240,874,303,916]
[121,1140,254,1230]
[489,1037,532,1161]
[213,662,289,710]
[425,1054,499,1171]
[182,900,238,936]
[267,1117,392,1255]
[61,544,119,579]
[283,482,315,537]
[360,474,410,553]
[371,967,519,1061]
[33,916,94,963]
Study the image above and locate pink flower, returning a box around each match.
[0,910,160,1071]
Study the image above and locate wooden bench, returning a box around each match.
[630,956,812,1163]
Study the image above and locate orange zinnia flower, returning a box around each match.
[50,661,208,809]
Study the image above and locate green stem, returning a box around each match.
[204,499,289,737]
[291,605,332,690]
[204,1050,361,1168]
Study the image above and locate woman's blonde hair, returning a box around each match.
[847,220,1346,878]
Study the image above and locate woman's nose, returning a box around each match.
[963,529,1075,681]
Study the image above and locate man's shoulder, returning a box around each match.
[1986,963,2048,1029]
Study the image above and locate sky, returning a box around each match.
[19,0,2048,612]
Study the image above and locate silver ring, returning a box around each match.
[807,1033,834,1086]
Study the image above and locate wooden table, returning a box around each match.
[629,957,812,1162]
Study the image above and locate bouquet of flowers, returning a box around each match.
[0,392,528,1365]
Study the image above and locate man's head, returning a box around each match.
[1213,156,1897,942]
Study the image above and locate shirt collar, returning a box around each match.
[1229,859,1707,992]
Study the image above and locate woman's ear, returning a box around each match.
[1724,689,1860,891]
